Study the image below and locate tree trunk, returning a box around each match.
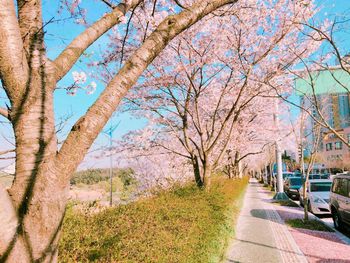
[233,152,243,178]
[3,75,68,262]
[303,177,309,221]
[192,155,203,187]
[202,163,212,190]
[237,159,243,179]
[227,165,232,179]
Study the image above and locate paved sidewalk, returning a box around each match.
[225,179,307,263]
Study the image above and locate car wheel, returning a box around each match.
[332,210,343,230]
[299,197,304,207]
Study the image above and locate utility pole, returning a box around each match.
[275,141,283,193]
[103,121,120,206]
[273,101,288,200]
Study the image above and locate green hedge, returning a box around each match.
[59,176,249,262]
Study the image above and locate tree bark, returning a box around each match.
[192,155,203,187]
[4,63,63,262]
[202,161,212,190]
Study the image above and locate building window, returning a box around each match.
[326,143,333,151]
[335,141,343,150]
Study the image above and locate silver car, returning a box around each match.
[299,179,332,215]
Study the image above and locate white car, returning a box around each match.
[299,179,332,215]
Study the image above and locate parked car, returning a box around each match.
[284,177,303,200]
[330,174,350,230]
[299,179,332,215]
[271,172,297,186]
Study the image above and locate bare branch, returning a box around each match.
[120,2,141,67]
[100,0,116,9]
[173,0,188,9]
[0,107,10,120]
[53,0,141,82]
[0,149,15,156]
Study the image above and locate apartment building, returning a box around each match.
[296,67,350,169]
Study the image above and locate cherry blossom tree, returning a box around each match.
[0,0,241,261]
[118,0,317,188]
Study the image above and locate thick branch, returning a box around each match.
[0,184,18,258]
[0,0,29,102]
[53,0,141,82]
[17,0,43,57]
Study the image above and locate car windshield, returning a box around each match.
[290,178,302,185]
[320,174,330,179]
[309,174,321,179]
[310,182,332,192]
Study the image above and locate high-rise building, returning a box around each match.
[295,67,350,169]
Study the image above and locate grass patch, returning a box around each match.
[59,177,249,262]
[273,200,299,207]
[285,219,334,232]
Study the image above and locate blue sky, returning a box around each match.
[1,0,350,169]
